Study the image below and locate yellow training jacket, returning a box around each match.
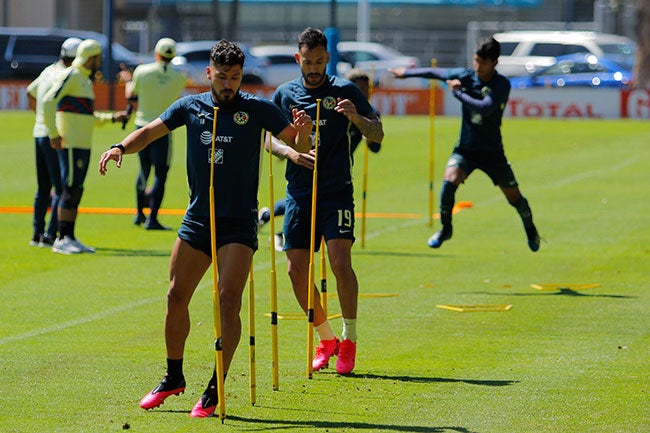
[42,64,113,148]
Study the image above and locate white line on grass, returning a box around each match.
[0,297,160,346]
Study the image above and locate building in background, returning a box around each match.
[0,0,639,68]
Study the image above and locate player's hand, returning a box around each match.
[118,64,133,84]
[447,79,462,91]
[98,148,123,176]
[288,149,315,170]
[389,67,407,79]
[113,110,131,124]
[50,136,63,150]
[292,108,313,135]
[335,98,358,119]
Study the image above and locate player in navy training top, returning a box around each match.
[268,27,384,376]
[99,40,312,417]
[390,36,541,252]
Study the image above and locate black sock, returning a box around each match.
[59,220,75,239]
[512,196,534,228]
[439,181,458,228]
[166,358,183,379]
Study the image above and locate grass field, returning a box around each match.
[1,110,648,433]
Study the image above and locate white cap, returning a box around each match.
[60,37,82,58]
[73,39,102,67]
[155,38,176,59]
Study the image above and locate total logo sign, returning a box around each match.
[621,89,650,119]
[505,88,617,119]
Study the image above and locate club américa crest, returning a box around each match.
[322,96,337,110]
[234,111,249,125]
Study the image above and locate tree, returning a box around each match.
[635,0,650,88]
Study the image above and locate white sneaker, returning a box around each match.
[274,232,285,252]
[70,237,96,253]
[52,236,83,255]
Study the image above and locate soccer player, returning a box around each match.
[389,36,541,252]
[26,37,81,247]
[268,27,384,375]
[258,68,382,252]
[43,39,130,254]
[344,68,382,156]
[123,37,187,230]
[99,40,312,417]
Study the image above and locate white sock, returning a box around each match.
[341,318,357,342]
[315,321,336,341]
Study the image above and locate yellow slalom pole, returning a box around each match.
[428,58,437,227]
[267,132,280,391]
[248,260,256,405]
[208,106,226,421]
[306,98,321,379]
[319,237,327,316]
[360,66,374,248]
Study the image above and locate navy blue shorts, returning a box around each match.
[283,185,355,251]
[178,215,258,257]
[448,151,518,188]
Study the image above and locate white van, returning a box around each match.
[493,31,636,77]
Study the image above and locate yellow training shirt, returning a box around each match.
[131,60,187,127]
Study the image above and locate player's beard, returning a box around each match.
[211,85,238,108]
[302,71,326,87]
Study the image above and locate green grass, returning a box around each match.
[1,110,648,432]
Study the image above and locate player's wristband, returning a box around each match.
[110,143,126,154]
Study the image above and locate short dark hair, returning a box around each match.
[210,40,245,67]
[476,37,500,61]
[345,68,370,83]
[298,27,328,51]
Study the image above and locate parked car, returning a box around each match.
[250,44,351,86]
[494,30,636,77]
[171,40,270,86]
[0,26,147,81]
[508,53,633,89]
[337,41,423,88]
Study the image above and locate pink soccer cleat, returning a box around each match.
[190,392,218,418]
[139,375,186,410]
[312,337,339,371]
[336,339,357,375]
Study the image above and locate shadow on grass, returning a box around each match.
[465,290,635,299]
[227,415,478,433]
[93,247,171,257]
[345,372,518,387]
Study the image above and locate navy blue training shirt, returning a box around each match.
[272,75,375,199]
[403,67,511,153]
[160,91,290,219]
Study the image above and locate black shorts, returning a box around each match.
[178,215,258,257]
[283,185,355,251]
[448,151,518,188]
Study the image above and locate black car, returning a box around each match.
[0,26,147,81]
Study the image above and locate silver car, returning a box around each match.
[171,40,270,85]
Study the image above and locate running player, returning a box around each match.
[390,36,541,252]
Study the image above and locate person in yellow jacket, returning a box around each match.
[26,37,81,248]
[123,38,187,230]
[43,38,130,254]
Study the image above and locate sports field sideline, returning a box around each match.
[1,111,648,432]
